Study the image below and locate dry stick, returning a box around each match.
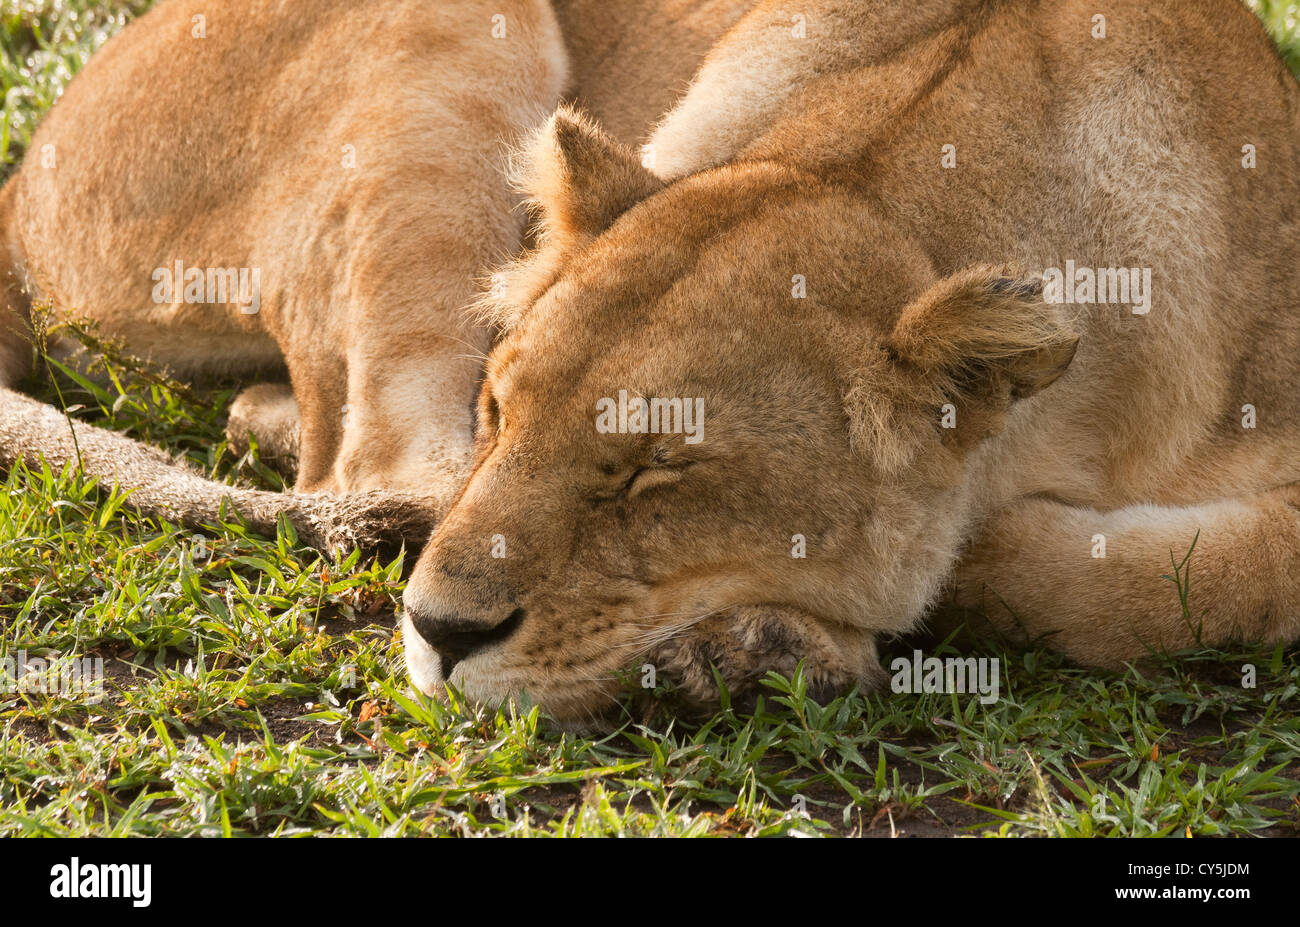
[0,387,440,553]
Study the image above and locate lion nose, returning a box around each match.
[405,604,525,673]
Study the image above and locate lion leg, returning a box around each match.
[225,382,300,474]
[275,313,481,513]
[951,489,1300,667]
[261,318,481,513]
[284,352,348,493]
[332,337,481,503]
[321,185,497,508]
[0,280,28,388]
[0,182,31,390]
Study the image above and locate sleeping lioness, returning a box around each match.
[0,0,750,546]
[1,0,1298,724]
[0,0,572,546]
[399,0,1300,721]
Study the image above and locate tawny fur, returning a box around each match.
[0,0,570,506]
[402,0,1300,720]
[0,0,748,548]
[1,0,1298,723]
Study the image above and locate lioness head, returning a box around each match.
[401,108,1078,722]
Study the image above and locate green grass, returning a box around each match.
[2,0,1300,838]
[1254,0,1300,72]
[0,0,151,173]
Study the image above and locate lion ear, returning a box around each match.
[847,266,1079,463]
[885,265,1079,404]
[513,105,664,248]
[474,107,665,332]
